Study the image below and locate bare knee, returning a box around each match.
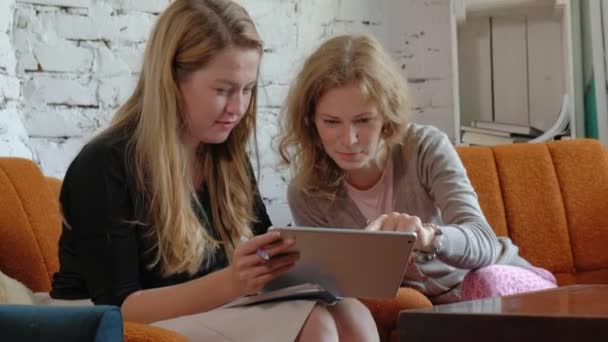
[297,304,338,342]
[329,298,379,342]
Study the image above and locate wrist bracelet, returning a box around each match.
[414,224,444,263]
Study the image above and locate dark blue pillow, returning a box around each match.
[0,304,123,342]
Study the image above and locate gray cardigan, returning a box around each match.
[288,124,530,303]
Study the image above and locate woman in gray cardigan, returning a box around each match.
[277,34,556,304]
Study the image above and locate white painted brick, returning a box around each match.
[408,78,453,112]
[15,51,38,73]
[22,106,105,137]
[255,165,293,226]
[411,106,455,141]
[23,75,97,106]
[265,202,293,227]
[13,24,43,72]
[328,20,387,43]
[0,103,27,137]
[336,0,384,23]
[421,19,451,78]
[293,0,339,53]
[25,9,61,42]
[12,8,39,73]
[393,32,425,79]
[0,34,17,72]
[248,1,297,51]
[0,1,15,33]
[95,44,131,77]
[115,44,144,73]
[257,82,288,109]
[34,39,94,72]
[259,189,293,225]
[110,0,169,14]
[97,75,137,108]
[0,136,34,159]
[16,0,90,8]
[429,79,452,108]
[52,11,156,43]
[240,0,295,20]
[107,13,156,43]
[397,0,452,80]
[0,102,33,159]
[255,109,280,162]
[409,80,432,109]
[51,13,105,40]
[0,75,21,100]
[29,136,89,178]
[260,50,300,85]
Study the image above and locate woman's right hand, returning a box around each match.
[366,212,437,253]
[229,231,299,296]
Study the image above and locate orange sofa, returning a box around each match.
[366,138,608,341]
[0,157,186,342]
[2,138,608,342]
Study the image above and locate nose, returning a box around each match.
[226,92,246,116]
[342,124,358,147]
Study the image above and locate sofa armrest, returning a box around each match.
[0,304,123,342]
[124,321,188,342]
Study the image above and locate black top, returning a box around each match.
[50,130,272,306]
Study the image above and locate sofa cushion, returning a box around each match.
[547,140,608,282]
[492,143,574,274]
[455,146,508,236]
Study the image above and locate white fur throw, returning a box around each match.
[0,271,36,305]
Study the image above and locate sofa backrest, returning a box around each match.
[2,139,608,291]
[0,158,61,292]
[456,139,608,285]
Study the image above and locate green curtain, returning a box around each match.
[584,78,599,138]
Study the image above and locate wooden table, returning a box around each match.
[399,285,608,342]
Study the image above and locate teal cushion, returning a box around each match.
[0,304,123,342]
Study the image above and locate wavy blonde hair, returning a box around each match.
[277,34,411,200]
[99,0,262,276]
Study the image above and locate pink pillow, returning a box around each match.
[460,264,557,301]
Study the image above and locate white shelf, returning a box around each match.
[450,0,576,144]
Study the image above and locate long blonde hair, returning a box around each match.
[99,0,262,276]
[277,34,410,200]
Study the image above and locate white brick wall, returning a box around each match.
[0,0,33,159]
[0,0,453,226]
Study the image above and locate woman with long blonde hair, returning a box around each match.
[279,34,557,305]
[50,1,377,341]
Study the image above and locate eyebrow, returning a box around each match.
[214,79,257,88]
[317,112,375,119]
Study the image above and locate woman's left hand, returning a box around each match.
[366,212,435,252]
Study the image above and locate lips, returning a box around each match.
[214,120,238,130]
[337,151,361,161]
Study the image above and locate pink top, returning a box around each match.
[344,156,394,222]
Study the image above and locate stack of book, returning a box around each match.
[461,121,543,146]
[461,94,572,146]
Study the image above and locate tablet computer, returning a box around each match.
[264,226,416,299]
